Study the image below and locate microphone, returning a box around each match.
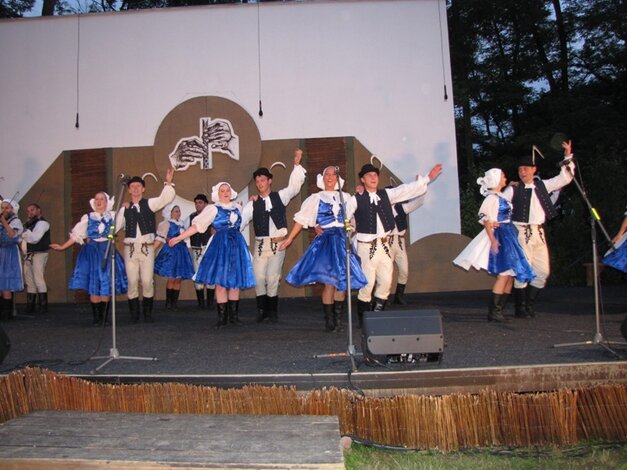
[119,173,131,185]
[334,166,340,176]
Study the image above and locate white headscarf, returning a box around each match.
[1,199,19,213]
[211,182,238,203]
[316,167,345,191]
[89,192,114,212]
[477,169,502,196]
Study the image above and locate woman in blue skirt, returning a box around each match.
[279,166,368,331]
[169,182,254,328]
[154,205,194,310]
[0,199,24,320]
[453,168,536,322]
[50,192,127,325]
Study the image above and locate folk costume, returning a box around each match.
[22,210,51,313]
[0,199,23,320]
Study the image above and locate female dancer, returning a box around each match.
[0,199,23,320]
[169,182,255,327]
[50,192,127,325]
[453,169,535,322]
[154,205,194,310]
[279,166,368,331]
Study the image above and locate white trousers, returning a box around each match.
[357,237,393,302]
[388,234,409,285]
[514,224,550,289]
[191,247,215,290]
[253,238,286,297]
[123,243,155,299]
[24,252,49,293]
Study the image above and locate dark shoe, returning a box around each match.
[525,286,541,318]
[206,288,215,310]
[267,296,278,323]
[256,295,268,322]
[488,293,509,322]
[373,297,386,311]
[143,297,154,323]
[357,300,371,329]
[323,303,335,332]
[513,288,529,318]
[128,298,140,323]
[195,289,205,309]
[25,293,37,314]
[215,302,228,328]
[38,292,48,314]
[334,300,345,331]
[228,300,243,326]
[393,283,407,305]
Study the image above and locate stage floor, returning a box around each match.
[1,286,625,386]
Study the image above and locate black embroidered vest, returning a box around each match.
[252,192,287,237]
[189,211,212,248]
[26,217,51,253]
[394,203,408,232]
[511,177,558,223]
[354,190,395,234]
[124,199,156,238]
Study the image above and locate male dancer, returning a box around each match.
[503,140,575,318]
[346,162,442,326]
[241,148,306,322]
[117,168,176,322]
[22,203,51,313]
[188,193,215,310]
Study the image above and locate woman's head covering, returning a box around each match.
[316,166,345,190]
[89,192,114,212]
[162,203,180,220]
[477,168,503,196]
[1,199,19,213]
[211,182,238,203]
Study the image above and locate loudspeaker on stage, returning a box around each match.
[361,309,443,366]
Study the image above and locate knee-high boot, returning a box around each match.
[514,288,528,318]
[334,300,345,331]
[488,293,509,322]
[25,293,37,314]
[228,300,243,326]
[128,298,140,324]
[171,289,179,311]
[267,296,278,323]
[525,286,541,318]
[357,300,370,329]
[143,297,154,323]
[100,301,110,326]
[206,288,215,310]
[215,302,228,328]
[91,302,100,325]
[373,297,386,311]
[38,292,48,314]
[323,303,335,332]
[195,289,205,309]
[256,295,268,322]
[165,288,173,310]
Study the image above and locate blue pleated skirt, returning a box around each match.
[488,223,536,282]
[286,227,367,291]
[193,228,255,289]
[603,236,627,274]
[155,243,195,279]
[0,244,24,291]
[69,241,128,296]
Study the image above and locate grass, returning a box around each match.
[344,441,627,469]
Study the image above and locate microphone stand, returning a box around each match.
[553,164,626,357]
[90,176,157,373]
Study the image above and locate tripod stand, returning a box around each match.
[553,167,626,357]
[90,177,157,373]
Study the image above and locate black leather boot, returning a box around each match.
[25,293,37,314]
[267,296,278,323]
[165,288,172,310]
[143,297,154,323]
[91,302,100,325]
[323,303,335,331]
[128,297,140,323]
[255,295,268,322]
[38,292,48,314]
[215,302,228,328]
[101,301,110,326]
[195,289,205,309]
[228,300,243,326]
[334,300,345,331]
[206,288,215,310]
[525,286,541,318]
[393,283,407,305]
[499,293,510,317]
[513,288,528,318]
[488,293,509,322]
[357,300,370,329]
[373,297,386,311]
[171,289,179,311]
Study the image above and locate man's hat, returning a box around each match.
[127,176,145,186]
[253,167,273,179]
[194,193,209,203]
[517,145,545,167]
[359,163,380,178]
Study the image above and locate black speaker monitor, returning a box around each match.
[361,309,443,365]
